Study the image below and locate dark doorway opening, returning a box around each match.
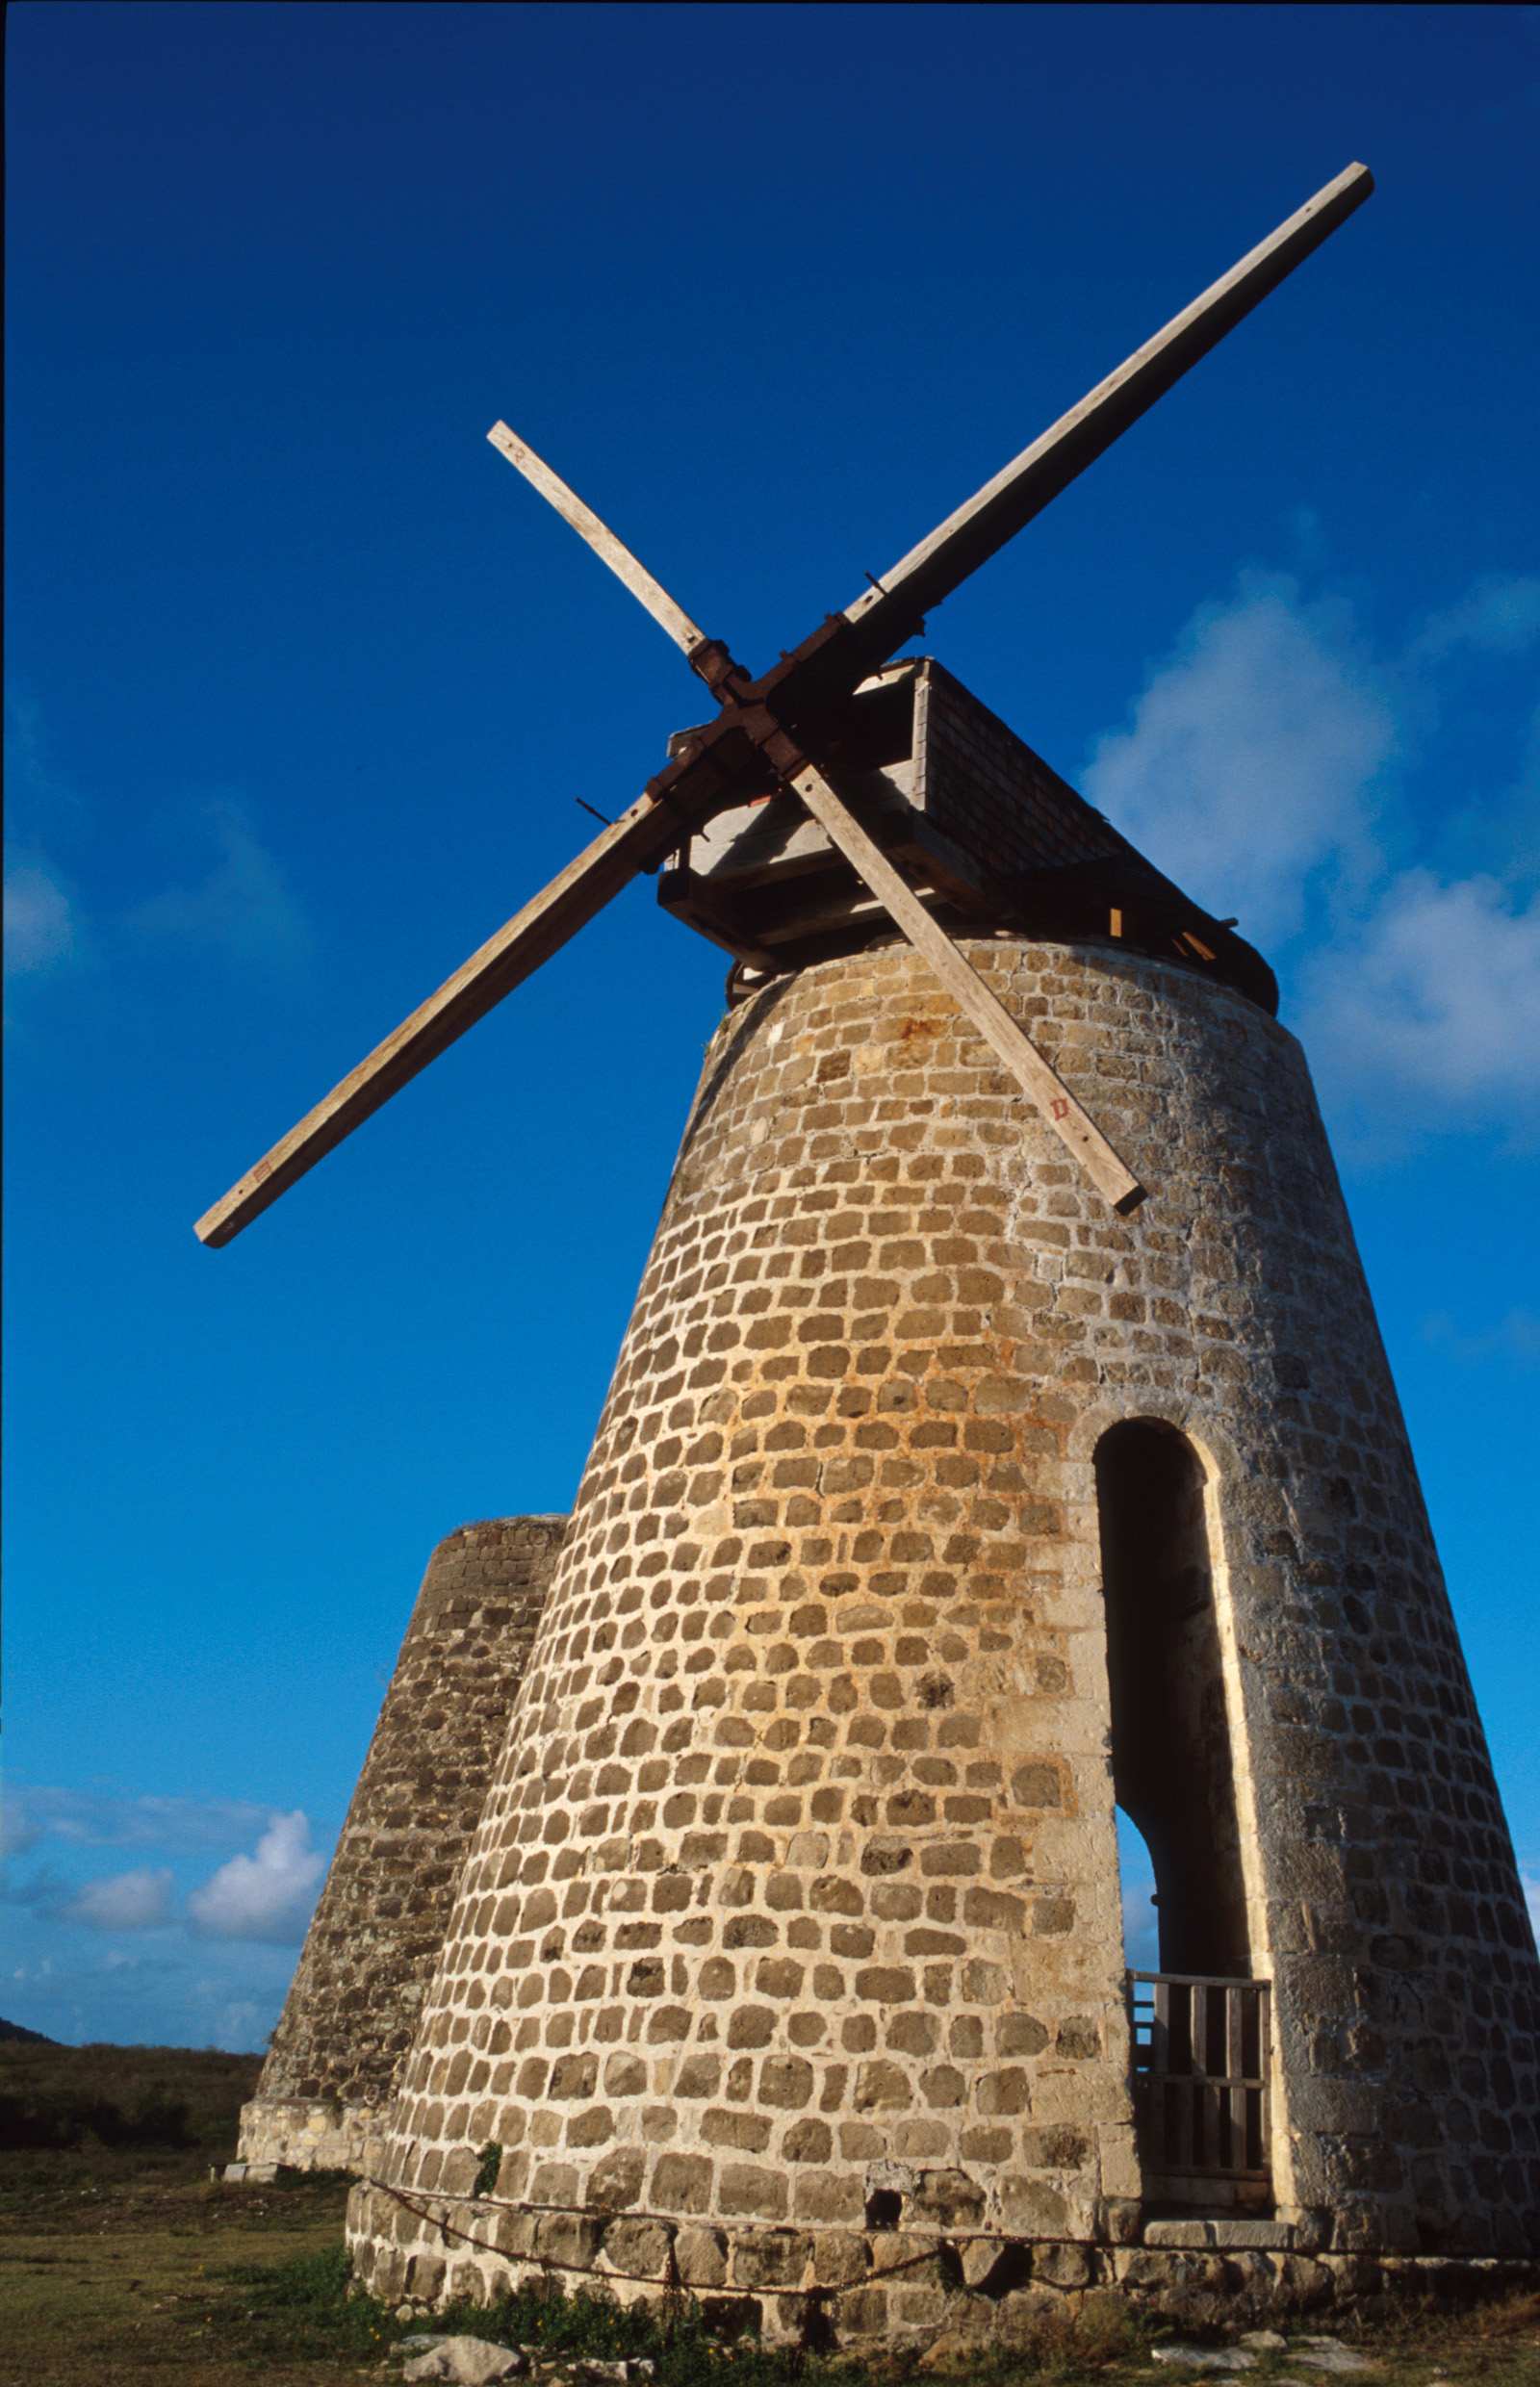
[1095,1421,1249,1978]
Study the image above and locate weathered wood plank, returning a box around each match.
[194,792,682,1247]
[1129,1971,1263,1989]
[1132,1972,1274,2181]
[1256,1984,1273,2167]
[1151,1979,1172,2169]
[1148,2084,1167,2172]
[843,165,1372,658]
[1226,1988,1247,2171]
[1172,2076,1194,2173]
[654,862,782,971]
[788,761,1145,1213]
[488,422,707,658]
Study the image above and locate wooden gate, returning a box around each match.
[1128,1971,1271,2204]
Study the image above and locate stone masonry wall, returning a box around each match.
[347,939,1537,2332]
[917,661,1125,877]
[239,1516,567,2170]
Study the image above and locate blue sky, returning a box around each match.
[5,3,1536,2048]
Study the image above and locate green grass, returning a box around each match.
[3,2047,1538,2386]
[211,2251,1540,2387]
[214,2241,401,2366]
[204,2252,1160,2386]
[0,2165,357,2387]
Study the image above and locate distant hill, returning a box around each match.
[0,2039,262,2167]
[0,2016,56,2045]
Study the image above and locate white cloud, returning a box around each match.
[66,1868,174,1932]
[1083,564,1540,1158]
[1413,573,1540,662]
[4,1864,75,1913]
[1525,1875,1540,1946]
[126,797,311,971]
[1435,696,1540,878]
[1423,1307,1540,1370]
[4,854,81,976]
[5,695,310,988]
[3,1933,292,2049]
[1083,571,1397,944]
[4,689,85,815]
[1299,870,1540,1144]
[218,1998,269,2048]
[4,697,90,983]
[187,1810,325,1944]
[3,1785,276,1861]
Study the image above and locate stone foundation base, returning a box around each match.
[236,2095,387,2173]
[346,2184,1539,2348]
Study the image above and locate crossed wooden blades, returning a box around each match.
[194,163,1373,1250]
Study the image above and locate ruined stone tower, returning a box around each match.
[239,1516,566,2172]
[333,666,1538,2328]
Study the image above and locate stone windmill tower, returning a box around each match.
[201,165,1539,2334]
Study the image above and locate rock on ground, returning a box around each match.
[1151,2350,1257,2373]
[403,2338,528,2385]
[1150,2336,1382,2381]
[1291,2338,1376,2374]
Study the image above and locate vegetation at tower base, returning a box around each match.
[238,1515,568,2174]
[339,895,1537,2337]
[5,2048,1538,2385]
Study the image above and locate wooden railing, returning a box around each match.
[1127,1971,1271,2188]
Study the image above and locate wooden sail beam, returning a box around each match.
[197,164,1369,1245]
[195,521,758,1247]
[839,164,1373,665]
[487,423,708,658]
[787,760,1145,1213]
[193,790,686,1247]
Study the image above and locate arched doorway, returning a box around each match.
[1096,1420,1271,2208]
[1095,1418,1248,1976]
